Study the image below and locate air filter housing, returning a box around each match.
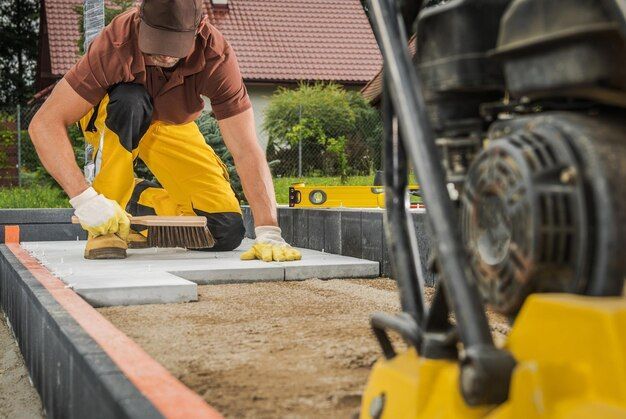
[461,112,626,314]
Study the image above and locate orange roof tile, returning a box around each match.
[44,0,82,75]
[44,0,382,84]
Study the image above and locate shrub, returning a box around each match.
[17,124,85,187]
[347,91,383,173]
[264,83,382,182]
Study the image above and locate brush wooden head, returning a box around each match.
[71,215,208,227]
[130,216,207,227]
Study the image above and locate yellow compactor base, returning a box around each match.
[360,294,626,418]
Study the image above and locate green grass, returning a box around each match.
[0,186,70,209]
[273,176,375,204]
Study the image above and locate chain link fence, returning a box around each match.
[265,103,383,182]
[0,103,87,189]
[0,104,38,188]
[0,92,384,207]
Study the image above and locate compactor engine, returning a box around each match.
[417,0,626,314]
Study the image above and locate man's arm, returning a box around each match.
[218,108,278,227]
[29,79,93,198]
[29,79,130,239]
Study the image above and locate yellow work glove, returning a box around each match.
[240,226,302,262]
[69,187,131,241]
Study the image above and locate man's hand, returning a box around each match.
[240,226,301,262]
[70,187,131,240]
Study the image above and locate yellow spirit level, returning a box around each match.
[288,183,421,208]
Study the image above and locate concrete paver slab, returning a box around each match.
[21,239,379,307]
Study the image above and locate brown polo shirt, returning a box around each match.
[64,8,251,124]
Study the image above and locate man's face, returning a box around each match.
[147,54,181,68]
[141,17,207,68]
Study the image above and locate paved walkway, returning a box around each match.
[22,239,379,307]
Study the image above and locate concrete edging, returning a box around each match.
[0,208,86,243]
[0,241,221,418]
[0,207,435,283]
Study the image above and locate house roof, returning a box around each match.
[207,0,381,83]
[42,0,382,84]
[360,34,417,105]
[43,0,82,76]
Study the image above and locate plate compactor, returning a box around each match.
[360,0,626,417]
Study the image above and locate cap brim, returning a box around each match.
[138,21,195,58]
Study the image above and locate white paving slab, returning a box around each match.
[21,239,379,307]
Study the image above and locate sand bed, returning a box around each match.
[99,279,398,418]
[99,279,510,418]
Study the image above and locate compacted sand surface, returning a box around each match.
[0,311,43,419]
[99,279,510,418]
[100,279,400,418]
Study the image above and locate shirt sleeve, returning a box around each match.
[201,42,252,120]
[64,27,125,106]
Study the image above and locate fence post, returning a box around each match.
[83,0,104,183]
[16,104,21,187]
[298,104,302,178]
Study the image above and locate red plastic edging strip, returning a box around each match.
[6,243,222,419]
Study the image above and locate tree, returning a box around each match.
[0,0,39,106]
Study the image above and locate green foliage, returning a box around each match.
[75,0,134,54]
[196,112,244,202]
[0,108,83,192]
[0,112,17,183]
[0,185,70,208]
[265,83,355,140]
[15,123,85,187]
[0,0,39,106]
[347,91,384,172]
[0,129,14,169]
[264,83,382,181]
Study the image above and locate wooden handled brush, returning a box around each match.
[71,215,215,249]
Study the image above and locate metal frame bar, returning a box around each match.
[382,75,425,323]
[368,0,493,353]
[367,0,516,405]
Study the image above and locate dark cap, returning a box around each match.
[138,0,203,58]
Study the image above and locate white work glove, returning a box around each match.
[70,187,130,240]
[240,226,302,262]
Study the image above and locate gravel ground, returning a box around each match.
[0,311,43,419]
[99,279,510,419]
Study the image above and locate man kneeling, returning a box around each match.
[29,0,299,262]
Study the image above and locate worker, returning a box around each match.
[28,0,300,262]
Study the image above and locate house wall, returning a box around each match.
[203,84,275,151]
[247,84,277,151]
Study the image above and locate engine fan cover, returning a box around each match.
[461,115,599,314]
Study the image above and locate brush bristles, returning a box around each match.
[147,225,215,249]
